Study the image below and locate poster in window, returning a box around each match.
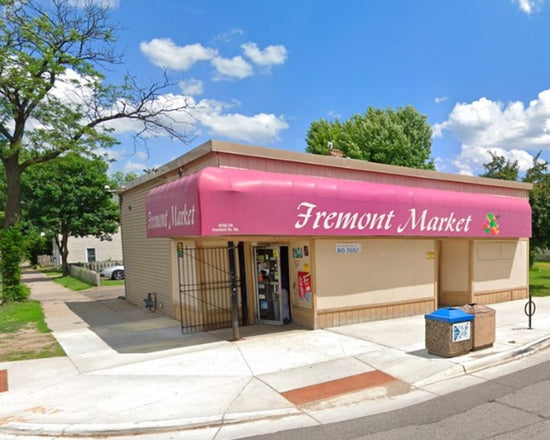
[297,271,312,303]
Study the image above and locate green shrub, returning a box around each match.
[0,225,29,302]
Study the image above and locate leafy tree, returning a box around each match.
[21,153,119,276]
[522,152,550,266]
[306,105,435,170]
[480,151,550,266]
[0,162,5,225]
[0,0,192,297]
[480,151,519,181]
[109,170,139,190]
[305,119,343,156]
[24,229,53,266]
[0,225,29,302]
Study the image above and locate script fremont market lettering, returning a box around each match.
[294,201,395,231]
[147,203,196,231]
[396,208,472,234]
[294,202,472,234]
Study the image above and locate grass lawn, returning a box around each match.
[0,300,50,333]
[529,260,550,297]
[0,267,122,362]
[43,269,124,290]
[101,279,125,287]
[52,274,94,291]
[0,301,65,361]
[42,268,93,290]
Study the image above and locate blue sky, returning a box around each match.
[94,0,550,177]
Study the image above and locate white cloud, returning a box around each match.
[213,28,244,43]
[124,160,149,173]
[514,0,543,14]
[104,93,199,137]
[432,91,550,174]
[179,79,204,96]
[140,39,217,70]
[211,56,253,80]
[450,144,534,176]
[435,96,448,104]
[242,42,288,68]
[195,99,288,144]
[433,91,550,150]
[50,68,97,104]
[43,68,287,149]
[24,68,100,133]
[105,148,153,175]
[141,38,287,81]
[104,94,287,145]
[202,112,288,144]
[135,151,148,161]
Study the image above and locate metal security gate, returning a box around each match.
[176,242,247,334]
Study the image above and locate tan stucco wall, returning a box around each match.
[314,238,436,310]
[473,239,528,292]
[440,239,469,293]
[438,239,471,306]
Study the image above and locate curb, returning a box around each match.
[462,333,550,374]
[415,333,550,388]
[0,407,302,438]
[2,336,549,438]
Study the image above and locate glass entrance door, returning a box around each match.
[254,246,283,324]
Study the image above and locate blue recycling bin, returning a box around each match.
[425,308,474,357]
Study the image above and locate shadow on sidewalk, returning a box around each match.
[23,267,308,355]
[64,295,215,354]
[65,293,306,354]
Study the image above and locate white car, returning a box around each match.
[99,265,124,280]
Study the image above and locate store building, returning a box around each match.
[119,140,532,330]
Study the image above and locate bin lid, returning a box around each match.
[425,307,474,323]
[461,304,495,314]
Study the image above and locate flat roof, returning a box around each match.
[121,140,533,194]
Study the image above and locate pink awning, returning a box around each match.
[145,167,531,238]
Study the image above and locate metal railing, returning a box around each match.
[176,245,246,334]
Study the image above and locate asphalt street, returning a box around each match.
[240,347,550,440]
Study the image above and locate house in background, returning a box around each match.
[52,227,123,269]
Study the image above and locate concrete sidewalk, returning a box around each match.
[1,268,550,439]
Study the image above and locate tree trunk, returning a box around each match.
[61,232,70,276]
[2,154,23,228]
[1,155,24,297]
